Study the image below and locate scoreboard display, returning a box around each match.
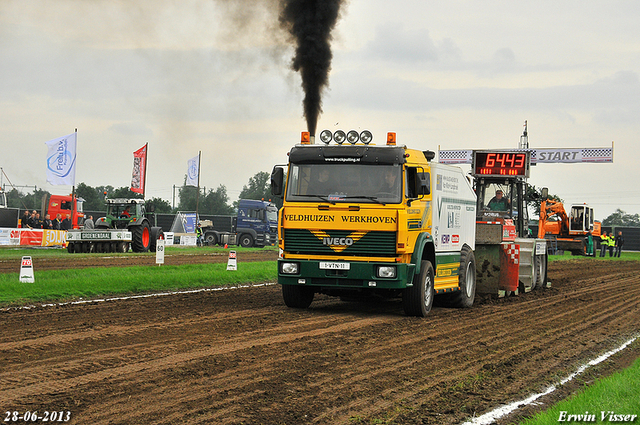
[473,151,530,178]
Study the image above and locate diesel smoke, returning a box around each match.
[279,0,346,136]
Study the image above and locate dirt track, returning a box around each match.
[1,255,639,425]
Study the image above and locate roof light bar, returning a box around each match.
[313,129,375,145]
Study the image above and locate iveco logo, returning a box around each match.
[323,237,354,246]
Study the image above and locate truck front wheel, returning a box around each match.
[403,260,434,317]
[282,285,314,309]
[239,234,254,248]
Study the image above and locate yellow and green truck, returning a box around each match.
[270,130,477,316]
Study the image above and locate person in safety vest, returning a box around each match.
[599,231,609,257]
[196,223,203,247]
[607,232,615,257]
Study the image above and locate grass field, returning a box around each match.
[0,245,278,306]
[548,250,640,262]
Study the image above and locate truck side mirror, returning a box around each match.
[271,167,284,197]
[417,172,430,195]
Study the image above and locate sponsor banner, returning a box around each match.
[180,235,197,246]
[42,229,67,247]
[45,132,77,186]
[20,229,44,246]
[131,144,147,194]
[0,228,20,246]
[186,154,200,187]
[0,228,66,247]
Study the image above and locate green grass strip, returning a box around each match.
[520,355,640,424]
[0,261,277,306]
[548,251,640,262]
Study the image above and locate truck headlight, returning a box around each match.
[281,262,300,275]
[376,265,397,278]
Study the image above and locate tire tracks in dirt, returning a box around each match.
[0,260,638,424]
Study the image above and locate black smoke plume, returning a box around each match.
[280,0,344,136]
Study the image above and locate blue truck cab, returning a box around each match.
[236,199,278,247]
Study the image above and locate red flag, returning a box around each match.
[131,144,147,195]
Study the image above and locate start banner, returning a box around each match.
[0,228,67,247]
[439,145,614,165]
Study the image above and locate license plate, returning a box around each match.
[319,262,350,270]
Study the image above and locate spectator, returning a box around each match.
[27,210,37,228]
[614,231,624,258]
[42,214,53,230]
[33,212,43,229]
[61,214,72,231]
[84,215,95,229]
[21,210,30,228]
[53,213,62,231]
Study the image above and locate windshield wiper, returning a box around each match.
[340,196,387,205]
[304,194,336,204]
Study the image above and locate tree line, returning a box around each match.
[6,174,635,226]
[3,171,278,215]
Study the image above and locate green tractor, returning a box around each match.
[93,199,163,253]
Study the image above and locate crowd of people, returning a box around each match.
[598,230,624,258]
[20,210,72,231]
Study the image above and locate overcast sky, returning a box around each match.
[1,0,638,220]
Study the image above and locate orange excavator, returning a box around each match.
[538,189,601,255]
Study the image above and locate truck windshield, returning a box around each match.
[266,207,278,222]
[478,183,513,216]
[286,164,402,204]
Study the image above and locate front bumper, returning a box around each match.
[278,259,415,289]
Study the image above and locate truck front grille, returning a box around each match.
[284,229,396,257]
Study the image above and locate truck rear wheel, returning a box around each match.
[282,285,314,309]
[402,260,434,317]
[131,222,151,252]
[205,233,217,246]
[448,246,476,308]
[534,254,547,289]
